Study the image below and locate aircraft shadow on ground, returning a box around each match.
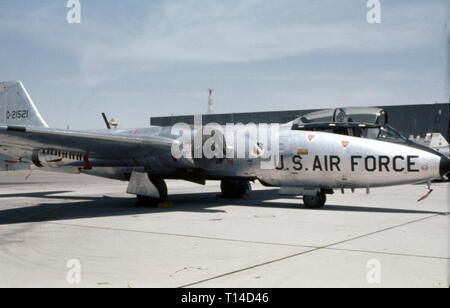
[0,182,58,186]
[0,189,445,225]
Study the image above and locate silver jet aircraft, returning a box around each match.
[1,81,449,208]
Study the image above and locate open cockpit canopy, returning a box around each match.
[291,108,407,143]
[292,107,387,126]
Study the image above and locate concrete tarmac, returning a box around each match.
[0,170,448,288]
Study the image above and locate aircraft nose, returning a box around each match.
[440,156,450,177]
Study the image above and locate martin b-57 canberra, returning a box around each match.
[1,81,449,208]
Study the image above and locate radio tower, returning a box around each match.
[207,89,214,114]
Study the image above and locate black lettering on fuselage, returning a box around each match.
[296,155,420,174]
[276,155,284,170]
[324,155,328,171]
[313,156,323,171]
[378,155,390,172]
[312,155,340,172]
[292,155,303,171]
[393,156,405,172]
[351,156,362,172]
[407,155,420,172]
[349,155,419,173]
[365,156,377,172]
[330,155,341,171]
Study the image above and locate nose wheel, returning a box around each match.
[303,191,327,209]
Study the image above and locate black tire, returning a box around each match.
[136,195,160,206]
[151,177,168,201]
[303,191,326,209]
[136,177,168,206]
[220,180,251,198]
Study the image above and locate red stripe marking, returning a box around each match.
[47,158,63,163]
[83,153,92,170]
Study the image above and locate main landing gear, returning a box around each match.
[302,190,327,209]
[220,180,251,198]
[136,177,168,206]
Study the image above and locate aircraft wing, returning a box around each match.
[0,125,175,160]
[0,153,31,171]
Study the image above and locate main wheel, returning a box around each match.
[303,191,326,209]
[136,177,168,206]
[220,180,251,198]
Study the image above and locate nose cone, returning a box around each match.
[440,156,450,177]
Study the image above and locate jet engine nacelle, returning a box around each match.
[32,149,85,171]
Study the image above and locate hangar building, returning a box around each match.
[151,103,450,141]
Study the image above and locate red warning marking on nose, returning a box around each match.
[308,135,315,142]
[341,141,349,148]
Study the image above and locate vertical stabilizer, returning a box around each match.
[0,81,48,127]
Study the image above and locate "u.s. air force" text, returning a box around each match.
[276,155,420,172]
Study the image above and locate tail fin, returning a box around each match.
[0,81,48,127]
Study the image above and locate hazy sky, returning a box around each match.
[0,0,448,129]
